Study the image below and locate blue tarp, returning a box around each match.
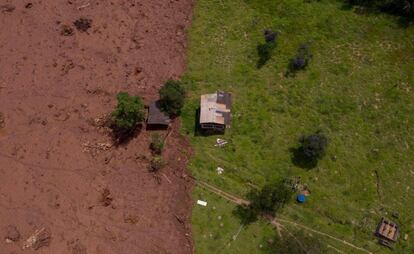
[297,194,306,203]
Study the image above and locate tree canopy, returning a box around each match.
[300,134,328,161]
[159,79,186,116]
[111,92,145,131]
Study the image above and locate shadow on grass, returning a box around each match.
[340,1,413,28]
[290,147,318,169]
[193,107,225,137]
[256,42,276,69]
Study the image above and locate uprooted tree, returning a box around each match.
[159,79,186,116]
[111,92,145,139]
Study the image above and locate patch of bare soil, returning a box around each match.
[0,0,194,253]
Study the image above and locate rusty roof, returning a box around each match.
[200,91,231,125]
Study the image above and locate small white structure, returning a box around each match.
[197,200,207,206]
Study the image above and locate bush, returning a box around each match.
[111,92,145,131]
[288,43,312,74]
[150,156,165,172]
[300,133,328,161]
[150,133,164,155]
[159,79,186,116]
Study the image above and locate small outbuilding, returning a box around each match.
[376,218,400,243]
[199,91,232,132]
[147,101,171,128]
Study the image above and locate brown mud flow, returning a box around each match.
[0,1,194,253]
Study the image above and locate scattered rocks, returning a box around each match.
[100,188,113,207]
[22,228,51,250]
[61,25,74,36]
[0,4,15,13]
[74,18,92,32]
[68,239,87,254]
[4,225,20,242]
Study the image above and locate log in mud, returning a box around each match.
[0,1,194,253]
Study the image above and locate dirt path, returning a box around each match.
[196,180,373,254]
[0,1,194,253]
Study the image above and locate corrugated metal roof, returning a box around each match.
[200,91,231,126]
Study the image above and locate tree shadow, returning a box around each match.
[111,124,143,147]
[290,147,318,169]
[256,42,276,69]
[340,1,413,28]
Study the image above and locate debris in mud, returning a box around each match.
[67,239,87,254]
[100,188,113,207]
[0,112,4,128]
[74,18,92,32]
[22,228,51,250]
[61,60,75,75]
[61,25,74,36]
[4,225,20,242]
[124,214,139,225]
[82,141,112,155]
[0,4,15,12]
[25,3,33,9]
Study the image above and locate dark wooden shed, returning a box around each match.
[147,101,171,128]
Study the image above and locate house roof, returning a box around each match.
[200,91,232,125]
[147,101,171,125]
[376,218,399,242]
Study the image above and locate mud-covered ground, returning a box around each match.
[0,1,194,253]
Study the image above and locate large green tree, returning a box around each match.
[111,92,145,131]
[159,79,186,116]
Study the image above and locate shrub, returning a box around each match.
[150,133,164,155]
[289,43,312,73]
[300,133,328,161]
[159,79,186,116]
[150,156,165,172]
[264,29,277,43]
[111,92,145,131]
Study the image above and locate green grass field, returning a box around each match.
[181,0,414,253]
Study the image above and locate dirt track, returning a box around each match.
[0,0,194,253]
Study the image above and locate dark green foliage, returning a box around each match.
[150,133,164,155]
[300,133,328,160]
[288,43,312,75]
[269,230,328,254]
[235,181,293,224]
[159,79,186,116]
[150,156,165,172]
[111,92,145,131]
[257,29,278,68]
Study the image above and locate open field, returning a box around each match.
[182,0,414,253]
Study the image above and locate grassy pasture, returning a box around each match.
[182,0,414,253]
